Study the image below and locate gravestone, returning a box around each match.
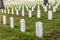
[10,17,14,28]
[26,6,29,11]
[3,16,6,25]
[44,6,47,12]
[7,8,10,14]
[22,6,25,16]
[4,9,6,14]
[18,6,21,10]
[55,3,59,9]
[12,7,14,15]
[33,3,36,9]
[32,7,34,11]
[36,22,43,38]
[48,10,52,20]
[49,4,51,9]
[1,9,3,13]
[16,10,19,15]
[42,4,45,9]
[37,6,41,18]
[53,6,56,12]
[28,10,32,17]
[20,19,26,32]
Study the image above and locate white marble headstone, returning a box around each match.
[36,22,43,38]
[53,6,56,12]
[33,3,36,8]
[26,6,29,11]
[20,19,26,32]
[4,9,6,14]
[25,5,29,11]
[12,7,14,15]
[16,10,19,15]
[22,5,25,16]
[1,9,3,13]
[28,10,32,17]
[3,16,6,25]
[37,7,41,18]
[32,7,34,11]
[49,4,51,9]
[44,6,47,12]
[46,3,48,7]
[22,9,25,16]
[18,6,21,10]
[8,9,10,14]
[10,17,14,28]
[48,11,52,20]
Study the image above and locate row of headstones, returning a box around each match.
[2,16,43,38]
[2,0,60,13]
[1,2,60,19]
[2,9,53,20]
[1,6,59,20]
[2,2,60,14]
[41,1,60,12]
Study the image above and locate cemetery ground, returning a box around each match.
[0,6,60,40]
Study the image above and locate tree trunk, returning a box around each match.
[44,0,48,5]
[0,0,4,9]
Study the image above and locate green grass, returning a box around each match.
[0,5,60,40]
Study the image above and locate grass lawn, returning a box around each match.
[0,5,60,40]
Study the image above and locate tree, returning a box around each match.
[44,0,48,5]
[0,0,4,9]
